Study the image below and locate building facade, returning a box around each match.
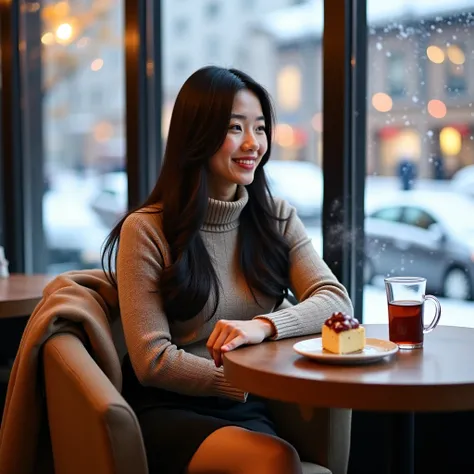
[257,1,474,178]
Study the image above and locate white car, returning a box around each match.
[43,172,110,268]
[365,190,474,300]
[90,171,128,229]
[265,160,323,221]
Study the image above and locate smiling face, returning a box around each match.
[207,89,268,201]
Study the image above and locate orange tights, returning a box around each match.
[186,426,303,474]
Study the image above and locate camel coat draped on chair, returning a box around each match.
[0,270,122,474]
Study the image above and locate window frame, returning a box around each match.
[125,0,162,209]
[0,0,46,273]
[323,0,367,320]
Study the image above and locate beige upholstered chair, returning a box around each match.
[43,332,352,474]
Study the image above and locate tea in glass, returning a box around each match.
[385,277,441,349]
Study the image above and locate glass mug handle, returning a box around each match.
[423,294,442,334]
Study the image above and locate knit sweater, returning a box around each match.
[117,186,353,402]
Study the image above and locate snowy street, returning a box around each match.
[304,175,474,328]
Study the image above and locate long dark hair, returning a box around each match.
[102,66,290,322]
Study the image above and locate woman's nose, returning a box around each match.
[242,133,258,151]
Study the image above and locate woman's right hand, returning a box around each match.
[206,318,275,367]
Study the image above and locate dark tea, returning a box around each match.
[388,300,424,346]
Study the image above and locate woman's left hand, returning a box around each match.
[206,319,275,367]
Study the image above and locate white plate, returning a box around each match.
[293,337,399,365]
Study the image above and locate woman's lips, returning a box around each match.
[232,158,256,170]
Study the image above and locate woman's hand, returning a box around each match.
[206,319,275,367]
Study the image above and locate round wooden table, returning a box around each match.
[0,274,53,319]
[223,324,474,474]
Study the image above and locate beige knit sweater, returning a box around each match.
[117,186,353,402]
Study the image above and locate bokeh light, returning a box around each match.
[427,99,447,119]
[427,45,445,64]
[372,92,393,112]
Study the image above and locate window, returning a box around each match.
[387,52,405,98]
[164,0,323,256]
[365,3,474,324]
[277,65,302,112]
[446,44,467,96]
[23,0,126,273]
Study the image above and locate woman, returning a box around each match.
[102,66,353,474]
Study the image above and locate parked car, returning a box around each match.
[265,160,323,221]
[43,173,110,269]
[364,190,474,300]
[451,164,474,199]
[90,171,127,229]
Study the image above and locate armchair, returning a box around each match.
[43,332,351,474]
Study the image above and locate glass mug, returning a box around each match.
[384,277,441,349]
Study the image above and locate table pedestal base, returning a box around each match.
[388,412,415,474]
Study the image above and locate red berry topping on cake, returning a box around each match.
[324,312,360,333]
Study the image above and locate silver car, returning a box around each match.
[365,190,474,300]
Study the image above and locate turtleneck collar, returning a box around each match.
[202,186,248,232]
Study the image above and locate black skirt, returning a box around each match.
[121,354,278,474]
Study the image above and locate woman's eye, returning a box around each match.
[229,124,242,131]
[256,125,266,133]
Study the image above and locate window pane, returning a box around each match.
[365,1,474,326]
[163,0,323,258]
[26,0,126,274]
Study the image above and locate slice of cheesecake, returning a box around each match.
[322,312,365,354]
